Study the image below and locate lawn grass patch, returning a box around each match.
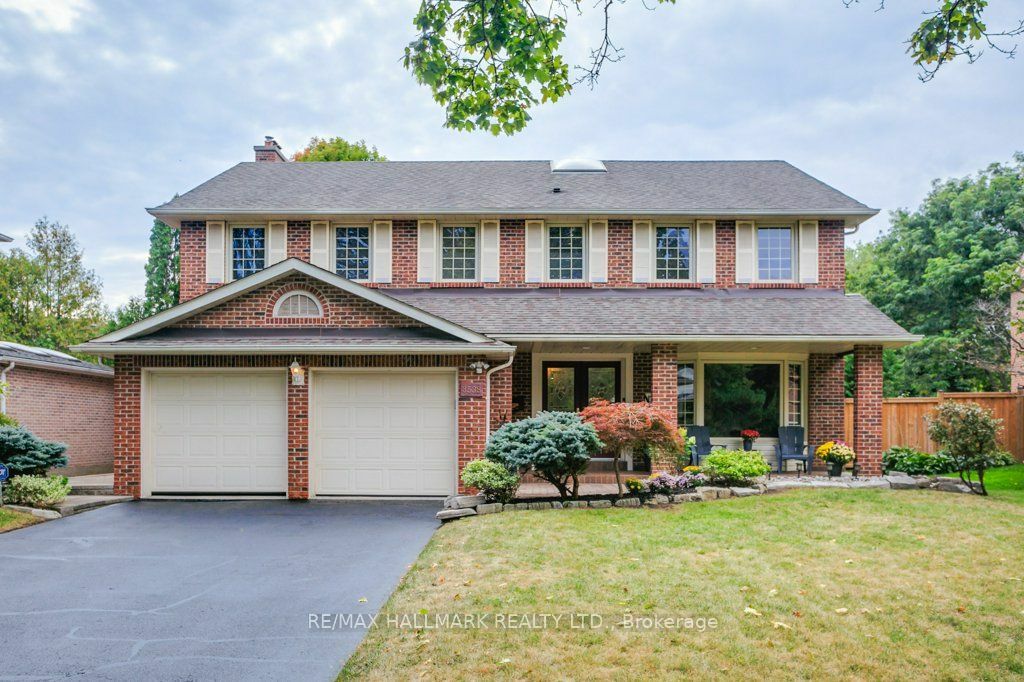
[0,507,39,533]
[341,489,1024,680]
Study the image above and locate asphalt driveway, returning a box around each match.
[0,500,440,681]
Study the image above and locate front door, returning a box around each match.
[542,361,621,412]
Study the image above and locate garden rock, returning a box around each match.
[590,499,612,508]
[550,501,563,509]
[476,503,503,515]
[528,501,552,510]
[564,500,589,508]
[846,479,890,489]
[729,487,761,497]
[680,492,703,502]
[885,475,919,490]
[445,494,486,510]
[437,508,476,521]
[653,494,670,505]
[615,497,641,507]
[931,479,972,494]
[4,504,61,520]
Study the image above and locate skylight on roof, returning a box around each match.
[550,159,607,173]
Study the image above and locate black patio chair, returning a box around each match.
[775,426,814,474]
[688,425,725,466]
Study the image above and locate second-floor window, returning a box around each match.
[335,226,370,280]
[757,226,794,281]
[655,225,691,280]
[548,225,584,280]
[231,225,265,280]
[441,225,477,280]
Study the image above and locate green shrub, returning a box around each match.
[990,450,1017,468]
[927,401,1002,495]
[485,411,603,500]
[883,446,955,475]
[0,412,18,427]
[4,475,70,507]
[0,426,68,476]
[460,459,520,503]
[701,449,770,486]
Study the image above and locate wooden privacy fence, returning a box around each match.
[843,392,1024,461]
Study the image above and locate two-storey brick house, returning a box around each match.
[77,138,917,499]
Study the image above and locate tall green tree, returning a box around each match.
[0,218,104,351]
[143,219,179,314]
[846,153,1024,395]
[292,137,386,162]
[406,1,1022,134]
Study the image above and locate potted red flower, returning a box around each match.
[740,429,760,451]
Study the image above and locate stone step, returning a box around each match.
[54,495,131,517]
[69,485,116,496]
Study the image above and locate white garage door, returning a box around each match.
[312,371,456,496]
[146,372,287,495]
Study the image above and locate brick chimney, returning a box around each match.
[254,136,287,162]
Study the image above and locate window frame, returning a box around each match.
[653,223,695,282]
[438,223,480,282]
[545,224,587,282]
[754,223,798,283]
[676,355,807,446]
[227,223,267,282]
[272,291,324,319]
[331,223,372,282]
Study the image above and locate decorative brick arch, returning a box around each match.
[263,282,331,326]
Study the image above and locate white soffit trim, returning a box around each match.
[87,259,492,345]
[149,207,880,218]
[494,333,922,345]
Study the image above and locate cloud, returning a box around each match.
[0,0,93,33]
[270,15,351,61]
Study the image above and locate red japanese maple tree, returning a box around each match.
[579,400,683,496]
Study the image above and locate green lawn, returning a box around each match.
[977,463,1024,503]
[0,507,37,533]
[342,485,1024,680]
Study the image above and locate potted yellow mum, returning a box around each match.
[816,440,856,477]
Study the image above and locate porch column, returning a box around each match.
[853,345,884,476]
[287,361,309,500]
[808,353,846,466]
[650,343,678,471]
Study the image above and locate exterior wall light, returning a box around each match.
[468,360,490,375]
[289,359,305,386]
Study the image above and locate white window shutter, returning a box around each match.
[267,221,288,265]
[695,219,716,283]
[735,220,755,283]
[525,219,544,282]
[588,219,608,283]
[372,220,392,283]
[632,220,652,282]
[798,220,819,284]
[310,221,330,270]
[417,220,437,283]
[205,221,225,284]
[480,219,500,282]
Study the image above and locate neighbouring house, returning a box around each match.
[75,138,918,499]
[1,341,115,475]
[1012,259,1024,392]
[0,232,11,242]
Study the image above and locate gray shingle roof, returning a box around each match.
[0,233,11,242]
[151,161,875,216]
[0,341,113,376]
[387,288,914,339]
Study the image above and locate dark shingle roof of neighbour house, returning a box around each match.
[387,288,916,342]
[0,341,113,377]
[0,233,11,242]
[149,161,877,218]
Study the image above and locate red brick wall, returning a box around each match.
[173,273,423,329]
[6,366,114,475]
[511,352,532,419]
[853,345,884,476]
[633,351,652,402]
[808,353,846,463]
[112,354,492,498]
[489,366,512,432]
[178,217,848,302]
[649,343,678,471]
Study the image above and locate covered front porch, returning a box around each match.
[494,339,888,477]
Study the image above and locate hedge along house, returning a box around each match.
[75,138,918,499]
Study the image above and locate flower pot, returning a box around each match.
[827,461,845,478]
[742,438,754,451]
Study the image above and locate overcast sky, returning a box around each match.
[1,0,1021,307]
